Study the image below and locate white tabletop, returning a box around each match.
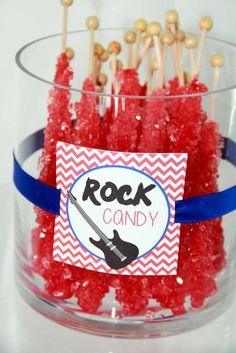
[1,185,236,353]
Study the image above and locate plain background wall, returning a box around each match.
[0,0,236,185]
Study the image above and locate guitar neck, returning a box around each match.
[70,197,110,245]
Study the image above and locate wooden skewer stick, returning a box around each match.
[133,19,148,67]
[151,57,159,75]
[93,43,104,83]
[117,59,124,72]
[176,29,185,86]
[142,36,154,95]
[97,49,110,75]
[60,0,73,53]
[147,22,162,69]
[108,41,122,92]
[165,10,179,77]
[146,47,152,95]
[159,32,175,88]
[136,35,153,69]
[151,57,160,89]
[86,16,100,79]
[184,71,191,85]
[209,54,224,120]
[109,59,123,73]
[195,16,213,77]
[109,59,123,93]
[124,31,137,68]
[184,35,198,79]
[101,95,107,117]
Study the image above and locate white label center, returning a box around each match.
[67,165,170,261]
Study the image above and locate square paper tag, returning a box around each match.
[54,142,188,276]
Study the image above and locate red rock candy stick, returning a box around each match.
[138,88,169,153]
[166,79,207,164]
[168,78,224,310]
[106,69,142,152]
[35,53,73,186]
[32,0,76,296]
[73,78,101,148]
[39,53,74,186]
[194,62,225,277]
[193,120,225,271]
[32,52,76,297]
[39,0,75,186]
[195,55,224,194]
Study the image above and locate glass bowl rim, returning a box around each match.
[15,27,236,100]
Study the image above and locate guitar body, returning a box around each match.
[89,230,139,270]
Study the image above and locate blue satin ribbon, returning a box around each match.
[13,129,236,223]
[175,186,236,223]
[13,154,60,215]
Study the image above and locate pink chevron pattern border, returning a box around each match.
[53,142,188,276]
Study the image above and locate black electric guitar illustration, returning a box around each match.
[68,191,139,270]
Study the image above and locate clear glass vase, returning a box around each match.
[14,29,236,338]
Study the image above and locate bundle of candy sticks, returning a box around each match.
[31,0,226,317]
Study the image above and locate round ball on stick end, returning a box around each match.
[160,31,175,46]
[166,10,179,24]
[65,47,75,60]
[210,54,224,68]
[94,43,104,57]
[108,41,122,55]
[124,30,137,44]
[100,50,110,62]
[97,73,108,86]
[176,29,185,42]
[184,35,198,49]
[60,0,73,6]
[147,22,162,37]
[134,18,148,33]
[86,16,100,30]
[199,16,213,31]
